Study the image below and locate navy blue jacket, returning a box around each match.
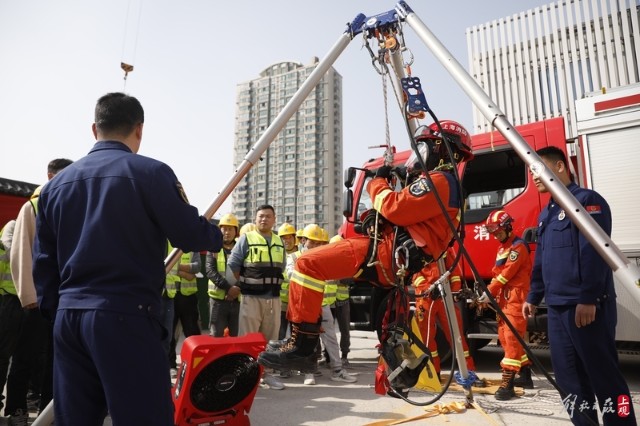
[527,182,615,306]
[33,141,222,320]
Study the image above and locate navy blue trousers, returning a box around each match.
[53,309,174,426]
[548,299,636,425]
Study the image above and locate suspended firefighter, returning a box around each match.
[478,209,533,400]
[257,120,474,391]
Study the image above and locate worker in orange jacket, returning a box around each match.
[258,120,474,375]
[479,209,532,400]
[413,248,475,378]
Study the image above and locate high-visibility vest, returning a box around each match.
[165,243,198,297]
[281,250,300,303]
[238,231,284,295]
[0,224,17,296]
[322,282,337,307]
[336,282,350,302]
[208,251,227,300]
[176,251,198,296]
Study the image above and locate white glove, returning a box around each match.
[477,292,490,304]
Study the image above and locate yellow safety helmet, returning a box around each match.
[239,223,256,236]
[219,213,239,229]
[302,224,324,242]
[329,234,343,244]
[278,222,296,237]
[320,228,330,243]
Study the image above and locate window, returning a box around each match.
[462,149,526,222]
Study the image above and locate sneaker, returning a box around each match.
[262,375,285,390]
[303,373,316,385]
[8,409,28,426]
[331,369,357,383]
[279,370,292,379]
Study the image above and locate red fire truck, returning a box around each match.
[341,84,640,354]
[0,177,38,228]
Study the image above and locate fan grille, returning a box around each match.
[189,353,260,413]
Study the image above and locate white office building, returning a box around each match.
[466,0,640,137]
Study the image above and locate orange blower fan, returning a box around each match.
[172,333,266,426]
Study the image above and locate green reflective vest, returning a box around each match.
[281,251,301,303]
[0,224,16,296]
[322,281,337,307]
[208,251,227,300]
[336,282,350,301]
[165,244,197,297]
[238,231,284,296]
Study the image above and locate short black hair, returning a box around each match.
[256,204,275,215]
[536,146,567,165]
[48,158,73,175]
[94,92,144,137]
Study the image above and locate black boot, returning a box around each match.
[513,365,534,389]
[258,322,320,373]
[495,369,516,401]
[266,339,288,352]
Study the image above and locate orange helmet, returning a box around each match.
[484,210,513,233]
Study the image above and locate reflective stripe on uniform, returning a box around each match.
[290,270,324,294]
[373,188,393,211]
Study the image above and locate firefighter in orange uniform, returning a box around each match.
[479,209,532,400]
[258,120,474,374]
[413,248,476,378]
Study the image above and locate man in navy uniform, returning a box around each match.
[523,147,636,425]
[33,92,223,426]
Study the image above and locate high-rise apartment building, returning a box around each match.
[232,58,343,235]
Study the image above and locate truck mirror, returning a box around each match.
[522,226,538,243]
[342,189,354,220]
[344,167,357,189]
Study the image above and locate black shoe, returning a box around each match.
[495,369,516,401]
[513,366,534,389]
[266,339,288,352]
[258,322,320,373]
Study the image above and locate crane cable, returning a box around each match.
[120,0,144,89]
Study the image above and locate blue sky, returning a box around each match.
[0,0,547,215]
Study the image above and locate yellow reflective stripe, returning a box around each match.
[450,276,461,283]
[496,274,508,285]
[496,252,509,260]
[520,354,529,364]
[413,276,426,286]
[431,350,439,358]
[373,188,393,211]
[290,270,325,294]
[501,357,521,368]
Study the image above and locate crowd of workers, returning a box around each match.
[0,92,636,426]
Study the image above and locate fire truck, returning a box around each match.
[341,83,640,355]
[0,177,38,227]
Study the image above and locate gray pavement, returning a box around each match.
[248,331,640,426]
[16,330,640,425]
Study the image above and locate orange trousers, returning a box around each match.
[288,237,394,324]
[416,297,475,373]
[498,313,529,372]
